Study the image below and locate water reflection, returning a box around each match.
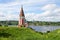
[29,26,60,32]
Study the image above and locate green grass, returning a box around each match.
[0,27,60,40]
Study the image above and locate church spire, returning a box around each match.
[18,5,28,27]
[20,6,25,17]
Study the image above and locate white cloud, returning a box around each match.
[25,13,60,22]
[0,0,60,22]
[0,0,48,20]
[25,4,60,22]
[41,4,57,11]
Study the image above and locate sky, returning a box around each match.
[0,0,60,22]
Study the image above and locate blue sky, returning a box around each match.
[0,0,60,22]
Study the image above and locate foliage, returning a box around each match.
[0,27,60,40]
[0,21,60,26]
[0,27,41,40]
[28,21,60,26]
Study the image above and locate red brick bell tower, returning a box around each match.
[18,6,28,27]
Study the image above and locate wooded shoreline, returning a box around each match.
[0,21,60,26]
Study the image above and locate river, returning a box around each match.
[29,26,60,33]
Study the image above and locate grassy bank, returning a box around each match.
[0,27,60,40]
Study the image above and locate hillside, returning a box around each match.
[0,27,60,40]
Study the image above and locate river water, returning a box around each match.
[29,26,60,33]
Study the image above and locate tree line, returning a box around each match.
[28,21,60,26]
[0,21,60,27]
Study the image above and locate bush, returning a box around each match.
[0,27,60,40]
